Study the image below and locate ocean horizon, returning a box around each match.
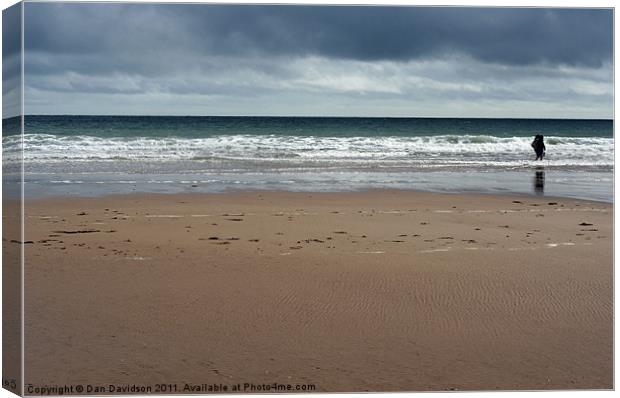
[2,115,614,202]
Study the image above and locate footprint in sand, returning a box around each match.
[53,229,101,234]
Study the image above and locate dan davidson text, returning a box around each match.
[26,383,317,395]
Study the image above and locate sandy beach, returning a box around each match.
[15,190,612,391]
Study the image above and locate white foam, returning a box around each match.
[5,133,613,171]
[420,248,452,253]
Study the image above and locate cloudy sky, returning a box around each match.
[4,2,614,118]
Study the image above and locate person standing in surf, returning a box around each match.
[531,134,546,160]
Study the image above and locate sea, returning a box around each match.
[2,115,614,202]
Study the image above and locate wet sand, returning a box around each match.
[14,190,612,391]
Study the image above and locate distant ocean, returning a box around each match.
[2,115,614,202]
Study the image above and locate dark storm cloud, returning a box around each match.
[3,3,22,117]
[24,3,612,68]
[3,2,21,59]
[18,2,613,118]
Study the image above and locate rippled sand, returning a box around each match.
[14,190,612,391]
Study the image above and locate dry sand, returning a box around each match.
[12,190,612,391]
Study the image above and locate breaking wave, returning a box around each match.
[3,133,614,172]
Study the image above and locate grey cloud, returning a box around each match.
[24,3,612,67]
[3,2,21,58]
[3,3,22,118]
[16,3,613,119]
[23,54,612,116]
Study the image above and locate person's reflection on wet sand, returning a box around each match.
[534,168,545,195]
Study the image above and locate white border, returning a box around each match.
[0,2,616,398]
